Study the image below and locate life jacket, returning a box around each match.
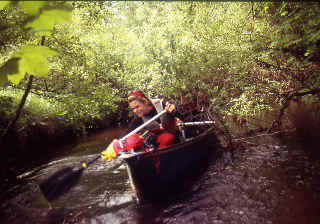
[115,100,165,155]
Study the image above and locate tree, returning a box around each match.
[0,1,72,86]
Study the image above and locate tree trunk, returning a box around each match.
[0,36,46,145]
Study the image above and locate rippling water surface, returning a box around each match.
[5,127,214,224]
[3,128,320,224]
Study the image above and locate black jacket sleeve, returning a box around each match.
[119,116,143,138]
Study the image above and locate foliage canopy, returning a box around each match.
[1,1,320,129]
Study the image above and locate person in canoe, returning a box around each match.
[101,90,181,161]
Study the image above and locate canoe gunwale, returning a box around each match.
[121,126,216,163]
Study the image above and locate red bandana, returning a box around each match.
[129,90,147,98]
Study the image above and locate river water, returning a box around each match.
[1,127,216,224]
[1,128,320,224]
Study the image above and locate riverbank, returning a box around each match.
[0,88,128,195]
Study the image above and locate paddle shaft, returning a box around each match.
[41,110,168,202]
[82,109,167,167]
[120,109,166,141]
[178,121,214,126]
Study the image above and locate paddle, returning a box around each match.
[40,110,167,202]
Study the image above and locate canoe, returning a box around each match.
[122,126,218,204]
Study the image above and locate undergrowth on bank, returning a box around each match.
[0,88,119,139]
[225,99,320,159]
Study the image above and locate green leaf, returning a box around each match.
[0,58,20,75]
[304,50,311,57]
[19,1,47,15]
[6,46,59,84]
[0,1,10,10]
[25,9,72,33]
[0,73,8,86]
[304,46,316,57]
[0,58,21,86]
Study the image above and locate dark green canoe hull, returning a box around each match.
[123,127,218,204]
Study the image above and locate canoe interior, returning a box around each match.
[123,127,218,204]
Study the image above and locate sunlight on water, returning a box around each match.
[104,192,134,207]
